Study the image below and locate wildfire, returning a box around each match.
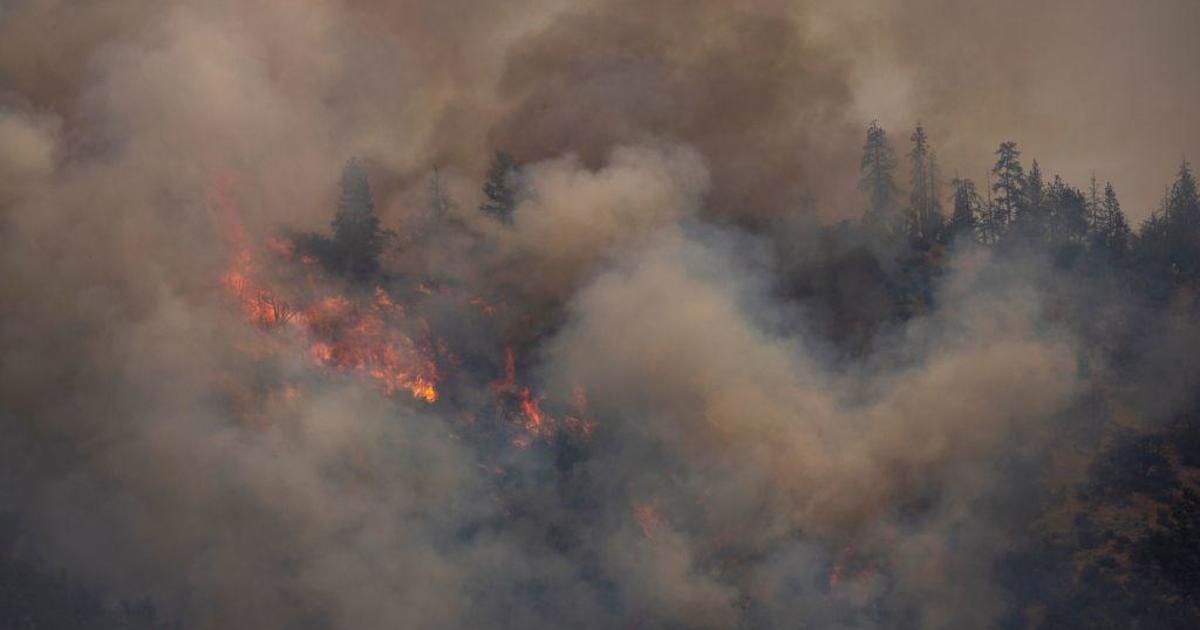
[491,347,563,448]
[208,178,439,404]
[299,291,439,402]
[207,178,595,425]
[517,387,552,439]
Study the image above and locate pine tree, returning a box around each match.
[1046,174,1089,246]
[1164,159,1200,275]
[905,124,943,241]
[330,157,386,281]
[859,121,900,233]
[479,151,521,223]
[1138,209,1169,256]
[1135,187,1172,267]
[979,174,997,245]
[1094,181,1131,256]
[987,141,1025,243]
[1026,160,1045,217]
[947,176,982,242]
[1017,159,1047,241]
[1167,159,1200,233]
[926,150,945,238]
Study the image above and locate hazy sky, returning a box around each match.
[2,0,1196,221]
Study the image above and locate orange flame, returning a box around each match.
[491,347,562,447]
[298,292,439,402]
[208,177,438,403]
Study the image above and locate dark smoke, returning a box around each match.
[1,1,1199,628]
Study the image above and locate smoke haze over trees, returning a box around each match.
[1,1,1200,628]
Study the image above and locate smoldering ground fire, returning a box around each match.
[2,1,1200,629]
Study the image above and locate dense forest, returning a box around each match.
[3,1,1200,628]
[284,123,1200,629]
[8,119,1200,628]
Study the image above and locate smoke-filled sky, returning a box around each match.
[2,0,1196,221]
[1,1,1198,629]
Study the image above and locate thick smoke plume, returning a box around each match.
[1,1,1199,628]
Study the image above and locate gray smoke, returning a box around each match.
[0,0,1196,628]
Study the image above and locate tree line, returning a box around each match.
[301,127,1198,296]
[858,121,1199,279]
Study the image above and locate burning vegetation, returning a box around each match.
[4,2,1200,629]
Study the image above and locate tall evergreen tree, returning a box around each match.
[1094,181,1131,256]
[1046,174,1089,246]
[1167,159,1200,233]
[859,121,900,233]
[1017,159,1047,241]
[329,157,386,281]
[986,141,1026,243]
[926,151,945,237]
[1164,159,1200,275]
[948,176,982,242]
[1135,187,1172,268]
[479,151,521,223]
[905,124,943,241]
[1026,160,1045,217]
[1138,210,1170,258]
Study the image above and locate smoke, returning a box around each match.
[541,233,1079,626]
[825,0,1200,220]
[0,0,1197,628]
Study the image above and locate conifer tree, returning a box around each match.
[1046,174,1089,246]
[1135,187,1172,267]
[906,124,943,241]
[859,121,900,233]
[1018,159,1047,241]
[986,141,1025,243]
[948,176,982,242]
[479,151,521,223]
[1094,181,1131,256]
[330,157,386,281]
[1167,159,1200,233]
[1164,159,1200,274]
